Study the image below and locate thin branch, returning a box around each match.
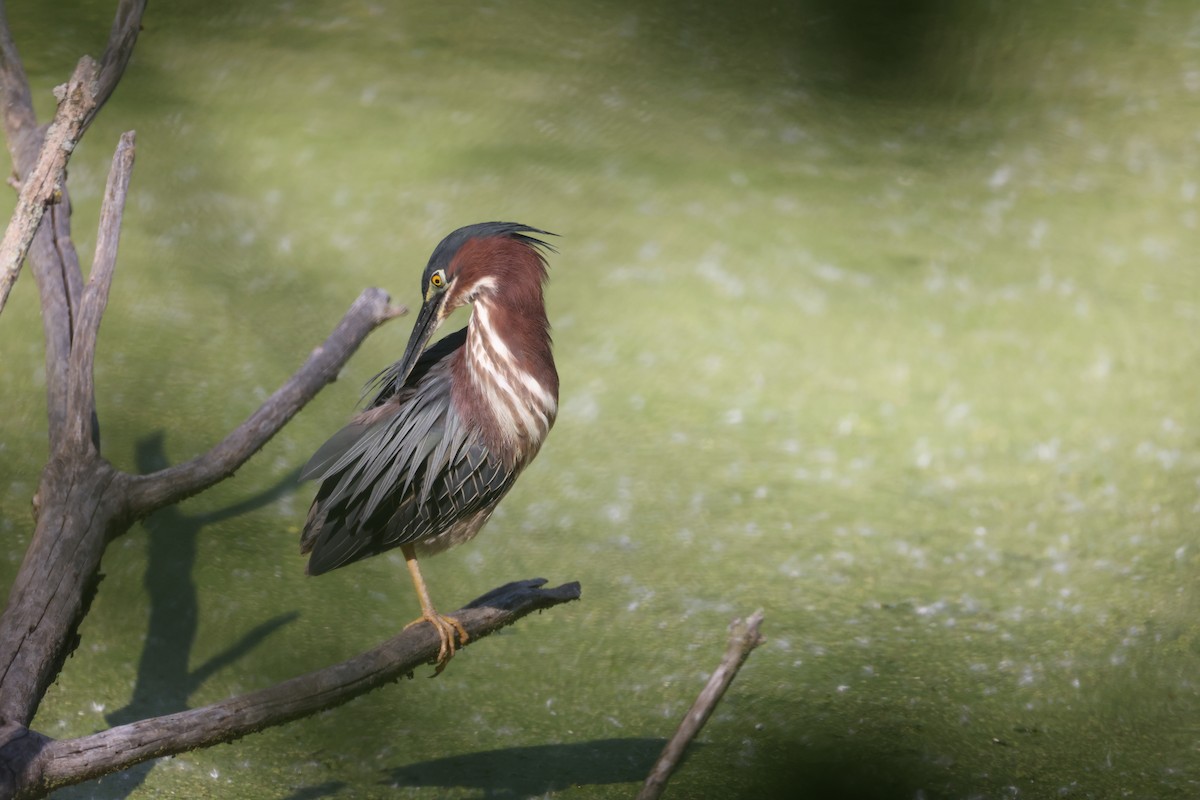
[89,0,148,128]
[123,288,405,516]
[0,57,99,316]
[638,610,766,800]
[65,130,135,450]
[24,579,581,797]
[0,2,38,159]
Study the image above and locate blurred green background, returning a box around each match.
[1,1,1198,798]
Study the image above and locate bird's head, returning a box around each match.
[392,222,556,387]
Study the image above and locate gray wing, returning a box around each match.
[300,348,515,575]
[362,327,467,409]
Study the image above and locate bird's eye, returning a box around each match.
[430,271,445,290]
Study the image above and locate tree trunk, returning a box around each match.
[0,454,126,726]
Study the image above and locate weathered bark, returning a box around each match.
[0,456,125,728]
[0,0,148,730]
[0,57,99,314]
[1,580,581,800]
[637,611,766,800]
[0,281,397,728]
[66,130,135,450]
[0,0,146,450]
[0,103,396,728]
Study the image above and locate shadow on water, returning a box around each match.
[804,0,961,87]
[55,433,301,800]
[382,737,672,798]
[747,743,953,800]
[622,0,1022,103]
[733,697,983,800]
[277,780,347,800]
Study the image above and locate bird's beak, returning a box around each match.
[392,290,447,385]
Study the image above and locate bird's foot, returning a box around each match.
[405,611,470,675]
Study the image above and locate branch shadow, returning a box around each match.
[54,432,301,800]
[380,737,675,798]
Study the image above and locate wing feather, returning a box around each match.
[301,329,518,575]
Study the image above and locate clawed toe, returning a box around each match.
[406,611,469,674]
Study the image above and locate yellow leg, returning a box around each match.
[401,543,469,674]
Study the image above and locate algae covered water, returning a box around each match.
[0,1,1197,797]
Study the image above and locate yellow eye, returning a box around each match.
[430,271,445,289]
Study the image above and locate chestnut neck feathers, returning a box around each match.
[449,233,558,461]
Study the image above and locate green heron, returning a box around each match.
[300,222,558,671]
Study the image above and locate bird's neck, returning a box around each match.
[454,296,558,461]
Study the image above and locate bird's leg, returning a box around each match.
[401,543,469,674]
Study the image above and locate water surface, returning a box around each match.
[1,1,1197,798]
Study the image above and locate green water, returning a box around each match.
[1,1,1197,798]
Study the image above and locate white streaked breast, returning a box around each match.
[466,302,556,452]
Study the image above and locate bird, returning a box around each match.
[300,222,559,672]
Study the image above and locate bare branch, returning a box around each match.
[0,0,147,446]
[124,289,405,516]
[64,131,135,450]
[0,57,99,316]
[0,3,38,157]
[0,0,144,162]
[16,579,581,798]
[90,0,149,127]
[638,610,766,800]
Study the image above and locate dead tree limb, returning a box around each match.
[0,56,99,315]
[0,5,38,151]
[0,1,398,732]
[638,610,766,800]
[0,274,399,726]
[90,0,148,127]
[0,0,145,450]
[4,580,581,800]
[124,287,406,516]
[64,129,135,449]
